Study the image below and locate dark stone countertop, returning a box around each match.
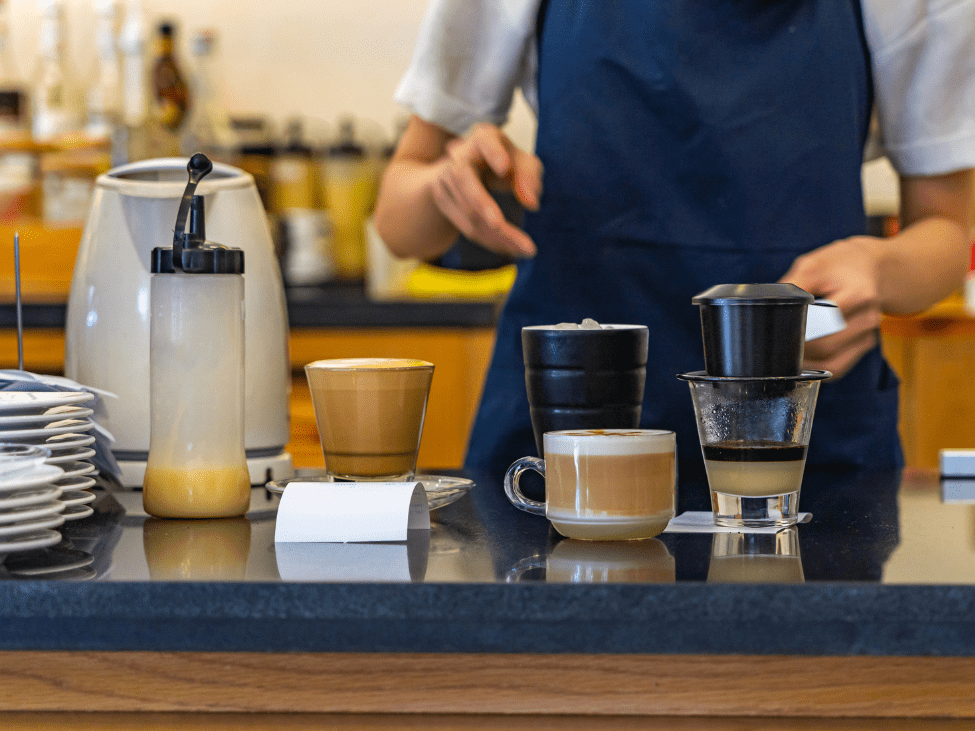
[0,282,500,330]
[1,466,974,657]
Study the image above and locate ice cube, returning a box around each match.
[553,322,580,329]
[580,318,601,329]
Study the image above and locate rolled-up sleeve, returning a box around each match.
[864,0,975,175]
[394,0,541,135]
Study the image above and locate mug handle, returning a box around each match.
[504,456,546,515]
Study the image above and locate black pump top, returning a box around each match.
[150,153,245,275]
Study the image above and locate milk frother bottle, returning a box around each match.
[143,153,250,518]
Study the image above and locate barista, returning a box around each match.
[375,0,975,490]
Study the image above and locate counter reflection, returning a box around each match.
[707,529,804,584]
[507,538,675,583]
[143,517,251,581]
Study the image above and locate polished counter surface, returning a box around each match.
[0,467,973,657]
[0,282,499,330]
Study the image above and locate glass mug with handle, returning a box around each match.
[504,429,676,541]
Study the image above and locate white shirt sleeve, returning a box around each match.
[394,0,541,135]
[862,0,975,175]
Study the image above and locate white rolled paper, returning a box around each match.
[274,481,430,543]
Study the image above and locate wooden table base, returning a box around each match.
[1,651,973,727]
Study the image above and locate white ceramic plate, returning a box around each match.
[0,529,62,554]
[0,419,93,442]
[55,476,96,491]
[59,490,97,507]
[0,500,64,525]
[0,407,94,428]
[46,448,96,466]
[0,464,65,493]
[42,434,96,453]
[54,461,96,480]
[265,473,475,510]
[0,513,65,537]
[0,392,94,414]
[61,504,94,522]
[0,485,62,510]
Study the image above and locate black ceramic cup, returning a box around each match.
[522,323,649,457]
[692,283,814,378]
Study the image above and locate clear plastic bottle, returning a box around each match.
[143,153,250,519]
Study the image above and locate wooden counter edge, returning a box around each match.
[0,651,974,718]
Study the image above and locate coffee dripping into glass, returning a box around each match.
[142,153,251,519]
[678,283,831,528]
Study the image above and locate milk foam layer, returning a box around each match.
[307,358,433,370]
[544,429,675,456]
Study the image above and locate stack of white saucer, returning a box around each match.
[0,391,99,556]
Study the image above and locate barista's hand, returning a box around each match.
[779,236,884,379]
[431,123,542,258]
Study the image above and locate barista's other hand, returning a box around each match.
[432,123,542,258]
[779,236,883,379]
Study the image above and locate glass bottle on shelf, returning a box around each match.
[87,0,123,153]
[180,29,237,164]
[323,117,370,281]
[149,20,188,156]
[32,0,73,143]
[118,0,148,161]
[0,0,27,134]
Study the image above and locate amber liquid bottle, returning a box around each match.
[150,21,188,155]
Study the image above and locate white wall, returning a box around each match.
[5,0,537,149]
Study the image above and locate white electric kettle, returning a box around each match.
[65,157,294,487]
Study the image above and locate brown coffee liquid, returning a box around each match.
[307,366,433,479]
[143,465,251,519]
[546,450,676,518]
[702,440,807,497]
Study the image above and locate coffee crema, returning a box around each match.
[702,440,807,497]
[543,429,676,540]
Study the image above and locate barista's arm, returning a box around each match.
[781,168,974,377]
[374,115,542,261]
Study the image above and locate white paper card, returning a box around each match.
[664,511,812,534]
[274,481,430,543]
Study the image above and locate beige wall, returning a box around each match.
[6,0,537,149]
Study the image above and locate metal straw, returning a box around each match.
[14,232,23,371]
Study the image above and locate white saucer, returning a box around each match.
[0,513,65,537]
[0,500,64,525]
[0,485,62,510]
[61,504,94,522]
[41,433,96,452]
[55,461,96,480]
[0,407,93,428]
[46,448,97,465]
[0,391,94,414]
[265,473,475,510]
[0,529,62,554]
[59,490,97,507]
[0,419,94,441]
[55,475,96,491]
[0,464,65,493]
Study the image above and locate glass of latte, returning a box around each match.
[679,371,829,528]
[504,429,676,541]
[304,358,434,482]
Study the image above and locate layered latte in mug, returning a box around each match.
[512,429,676,540]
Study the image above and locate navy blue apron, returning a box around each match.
[465,0,903,511]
